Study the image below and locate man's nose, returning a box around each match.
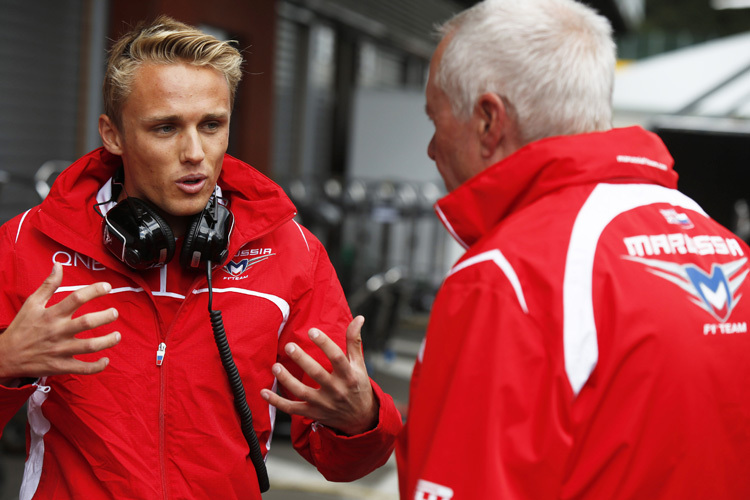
[181,129,205,164]
[427,136,436,161]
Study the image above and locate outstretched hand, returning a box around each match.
[261,316,378,436]
[0,263,121,385]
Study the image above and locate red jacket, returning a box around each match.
[0,148,401,499]
[397,127,750,499]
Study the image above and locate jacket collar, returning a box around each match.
[34,147,296,267]
[434,126,679,249]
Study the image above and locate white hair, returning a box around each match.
[435,0,616,145]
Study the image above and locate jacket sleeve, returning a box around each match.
[278,229,402,482]
[398,273,572,499]
[0,216,38,432]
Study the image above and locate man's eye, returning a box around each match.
[155,125,175,134]
[203,121,221,131]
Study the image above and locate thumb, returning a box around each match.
[345,315,366,361]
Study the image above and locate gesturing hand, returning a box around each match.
[0,263,121,384]
[261,316,378,436]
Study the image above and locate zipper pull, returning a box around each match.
[156,342,167,366]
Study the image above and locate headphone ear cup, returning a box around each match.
[135,198,177,261]
[146,202,175,247]
[103,197,176,269]
[180,198,233,270]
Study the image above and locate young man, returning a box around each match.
[0,16,400,499]
[397,0,750,498]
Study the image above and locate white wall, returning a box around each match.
[348,88,441,183]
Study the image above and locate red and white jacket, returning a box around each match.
[0,148,402,499]
[397,127,750,499]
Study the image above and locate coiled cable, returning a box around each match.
[207,259,270,493]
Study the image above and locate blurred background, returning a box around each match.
[2,0,750,498]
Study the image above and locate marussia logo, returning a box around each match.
[624,255,749,322]
[223,254,275,277]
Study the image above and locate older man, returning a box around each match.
[397,0,750,498]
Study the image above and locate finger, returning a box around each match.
[345,315,366,363]
[271,361,318,402]
[27,263,64,309]
[38,331,120,367]
[284,341,333,387]
[65,357,112,376]
[307,328,351,375]
[34,356,113,378]
[70,331,121,355]
[52,281,113,318]
[260,389,314,418]
[64,308,119,337]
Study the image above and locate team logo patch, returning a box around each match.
[414,479,454,500]
[223,254,275,277]
[624,255,748,322]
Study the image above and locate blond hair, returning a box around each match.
[103,15,243,128]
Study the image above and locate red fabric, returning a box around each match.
[0,148,401,499]
[398,127,750,499]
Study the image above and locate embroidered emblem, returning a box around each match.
[624,255,748,322]
[223,254,275,277]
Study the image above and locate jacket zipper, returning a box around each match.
[159,353,168,500]
[158,265,176,500]
[157,270,205,500]
[157,343,166,366]
[156,268,170,500]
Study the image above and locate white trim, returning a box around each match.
[54,285,87,293]
[616,155,668,171]
[20,379,51,500]
[54,285,145,295]
[448,249,529,314]
[266,378,279,456]
[152,291,186,299]
[54,282,288,333]
[95,179,116,214]
[435,204,469,250]
[55,283,286,326]
[193,287,290,330]
[152,265,185,299]
[292,220,310,252]
[110,286,145,294]
[15,209,32,244]
[276,316,290,338]
[563,184,706,395]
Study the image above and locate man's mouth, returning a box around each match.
[176,175,207,194]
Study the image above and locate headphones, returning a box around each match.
[102,189,234,271]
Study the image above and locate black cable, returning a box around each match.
[206,260,270,493]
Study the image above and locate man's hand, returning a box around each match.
[261,316,378,436]
[0,263,121,384]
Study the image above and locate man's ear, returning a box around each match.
[474,93,507,159]
[99,114,123,155]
